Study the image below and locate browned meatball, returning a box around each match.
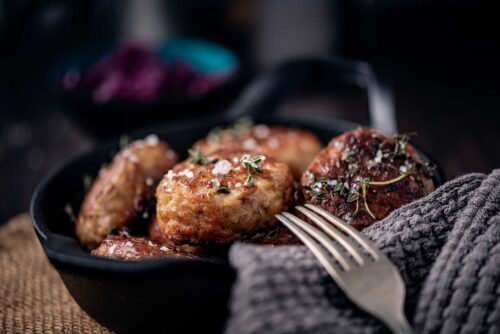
[125,135,178,182]
[192,123,322,179]
[76,135,178,249]
[156,150,294,245]
[301,128,435,230]
[91,236,195,261]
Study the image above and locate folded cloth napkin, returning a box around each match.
[225,170,500,334]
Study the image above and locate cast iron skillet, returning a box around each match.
[30,58,445,334]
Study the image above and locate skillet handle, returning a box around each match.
[227,57,397,134]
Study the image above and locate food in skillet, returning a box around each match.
[79,125,435,261]
[76,135,178,249]
[302,128,435,230]
[156,150,294,245]
[192,120,322,179]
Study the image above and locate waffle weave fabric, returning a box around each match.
[225,169,500,334]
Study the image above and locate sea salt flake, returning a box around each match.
[212,159,232,175]
[122,150,139,163]
[268,138,280,149]
[179,169,194,179]
[243,138,257,150]
[374,150,383,164]
[209,179,220,188]
[254,125,270,139]
[144,134,159,145]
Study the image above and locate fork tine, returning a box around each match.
[304,204,380,260]
[281,213,352,271]
[295,207,366,266]
[276,214,347,283]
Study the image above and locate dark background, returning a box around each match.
[1,0,499,223]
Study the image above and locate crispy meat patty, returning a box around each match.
[156,150,294,245]
[76,135,178,249]
[302,128,435,230]
[91,236,195,261]
[192,123,322,179]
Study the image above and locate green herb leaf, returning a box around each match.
[333,182,343,192]
[340,184,350,196]
[241,155,264,173]
[242,155,265,186]
[207,126,222,142]
[241,225,280,242]
[347,164,360,177]
[312,192,327,201]
[244,173,254,186]
[188,149,217,165]
[341,150,356,164]
[346,192,359,203]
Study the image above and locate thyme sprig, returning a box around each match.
[392,132,417,156]
[312,192,327,201]
[188,149,218,165]
[307,131,432,221]
[368,173,410,186]
[241,155,264,186]
[361,178,376,219]
[242,225,280,242]
[341,150,356,163]
[309,164,418,220]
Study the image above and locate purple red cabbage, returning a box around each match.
[61,44,230,103]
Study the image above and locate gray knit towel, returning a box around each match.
[224,170,500,334]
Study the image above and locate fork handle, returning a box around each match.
[383,312,414,334]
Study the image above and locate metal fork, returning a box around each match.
[276,204,413,334]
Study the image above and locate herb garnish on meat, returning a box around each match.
[241,155,264,186]
[207,179,231,196]
[188,150,218,165]
[242,224,280,242]
[308,132,433,220]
